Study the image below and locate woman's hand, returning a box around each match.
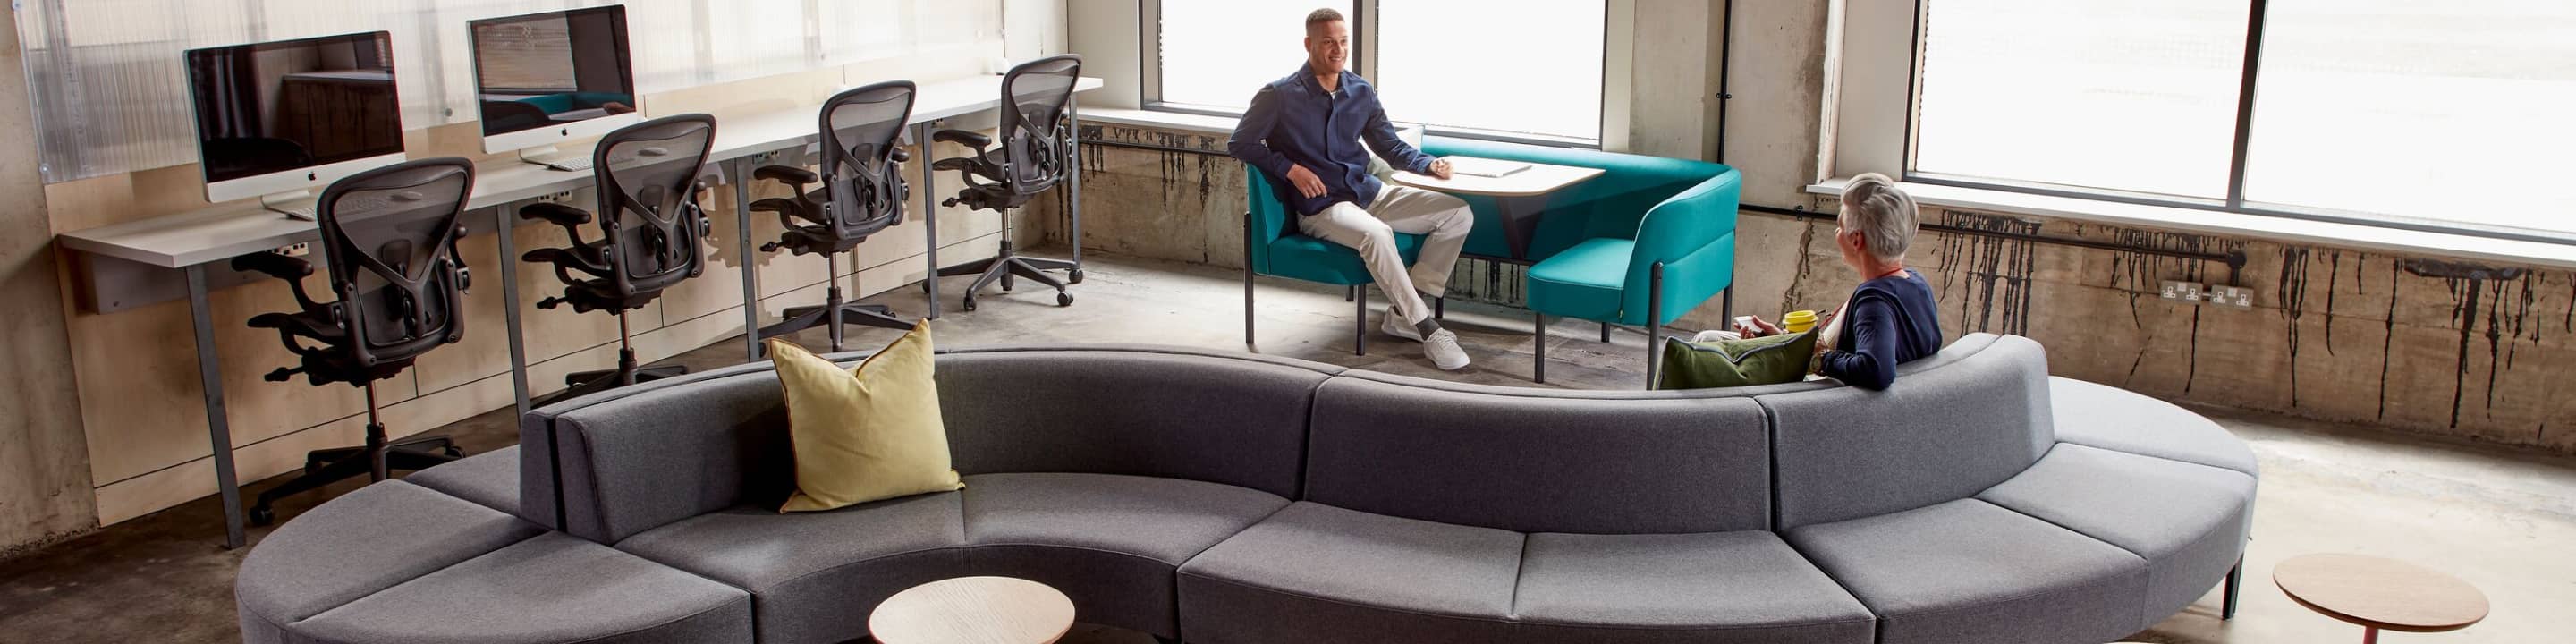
[1733,315,1783,338]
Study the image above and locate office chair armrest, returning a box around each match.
[932,129,992,150]
[890,148,911,164]
[232,251,311,281]
[755,165,818,187]
[232,251,326,311]
[750,197,825,226]
[520,202,593,227]
[521,247,611,279]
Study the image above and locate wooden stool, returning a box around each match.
[869,576,1076,644]
[2274,554,2488,643]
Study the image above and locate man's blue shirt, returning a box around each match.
[1228,64,1437,216]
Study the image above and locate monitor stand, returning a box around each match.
[519,145,595,173]
[261,191,321,222]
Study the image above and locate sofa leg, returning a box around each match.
[1532,311,1546,384]
[2222,557,2243,620]
[1600,321,1612,343]
[1346,284,1357,302]
[1242,263,1256,348]
[1352,286,1366,356]
[1645,263,1665,389]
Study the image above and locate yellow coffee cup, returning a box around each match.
[1783,309,1818,334]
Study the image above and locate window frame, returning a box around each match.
[1841,0,2576,245]
[1140,0,1612,149]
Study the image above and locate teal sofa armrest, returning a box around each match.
[1623,169,1742,326]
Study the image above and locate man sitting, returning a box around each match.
[1228,7,1475,370]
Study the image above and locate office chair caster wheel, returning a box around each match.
[1069,269,1085,284]
[249,505,275,527]
[962,298,979,312]
[1056,292,1074,307]
[442,445,465,458]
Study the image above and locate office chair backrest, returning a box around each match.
[316,157,475,369]
[592,114,717,297]
[997,55,1082,194]
[818,81,914,239]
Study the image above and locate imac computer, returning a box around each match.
[468,5,640,172]
[185,31,407,220]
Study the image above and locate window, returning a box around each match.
[1155,0,1351,112]
[1377,0,1605,142]
[1906,0,2576,239]
[2241,0,2576,234]
[1150,0,1606,145]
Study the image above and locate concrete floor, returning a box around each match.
[2,252,2570,643]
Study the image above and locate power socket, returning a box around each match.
[274,242,310,258]
[2207,284,2255,309]
[2159,280,2206,304]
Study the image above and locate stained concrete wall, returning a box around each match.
[1033,1,2576,454]
[0,9,100,556]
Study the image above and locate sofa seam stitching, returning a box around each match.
[1181,572,1877,632]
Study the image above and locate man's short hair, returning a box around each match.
[1307,8,1346,31]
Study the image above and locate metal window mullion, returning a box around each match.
[1354,0,1376,80]
[2222,0,2270,208]
[691,0,716,84]
[803,0,825,64]
[1140,0,1162,105]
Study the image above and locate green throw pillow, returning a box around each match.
[1654,331,1818,390]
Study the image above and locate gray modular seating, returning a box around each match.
[235,334,2258,644]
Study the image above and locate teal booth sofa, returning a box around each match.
[1242,136,1741,382]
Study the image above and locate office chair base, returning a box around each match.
[758,302,915,352]
[940,245,1075,312]
[535,364,688,408]
[250,435,460,526]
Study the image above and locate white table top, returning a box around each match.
[867,576,1074,644]
[1390,157,1604,198]
[58,75,1101,269]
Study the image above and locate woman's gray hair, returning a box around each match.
[1840,173,1919,262]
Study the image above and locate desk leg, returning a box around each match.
[494,206,532,421]
[186,265,245,549]
[916,123,941,319]
[731,157,764,360]
[1067,100,1083,275]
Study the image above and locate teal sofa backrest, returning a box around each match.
[1419,137,1734,262]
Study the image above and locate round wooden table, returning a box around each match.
[2274,554,2488,643]
[869,576,1076,644]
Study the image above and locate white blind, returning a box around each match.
[14,0,1008,183]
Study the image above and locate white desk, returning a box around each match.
[54,73,1100,548]
[1389,157,1603,261]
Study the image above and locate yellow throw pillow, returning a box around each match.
[768,323,963,513]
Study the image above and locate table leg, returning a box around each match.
[1495,195,1548,261]
[2362,626,2378,644]
[185,265,245,549]
[916,123,941,319]
[495,206,532,421]
[731,157,764,360]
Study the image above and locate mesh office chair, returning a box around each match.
[750,81,918,352]
[521,114,717,406]
[233,157,476,525]
[932,55,1083,311]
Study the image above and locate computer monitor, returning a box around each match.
[185,31,407,219]
[468,5,640,171]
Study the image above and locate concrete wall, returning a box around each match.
[0,8,99,557]
[1035,1,2576,454]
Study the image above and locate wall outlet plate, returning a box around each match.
[2208,285,2256,309]
[2160,280,2206,303]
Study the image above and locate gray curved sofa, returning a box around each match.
[235,334,2258,644]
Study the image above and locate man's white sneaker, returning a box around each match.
[1381,311,1425,342]
[1424,328,1471,370]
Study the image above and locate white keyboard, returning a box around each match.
[538,156,596,172]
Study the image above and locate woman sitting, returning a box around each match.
[1722,174,1944,390]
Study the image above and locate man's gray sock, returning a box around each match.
[1415,318,1443,337]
